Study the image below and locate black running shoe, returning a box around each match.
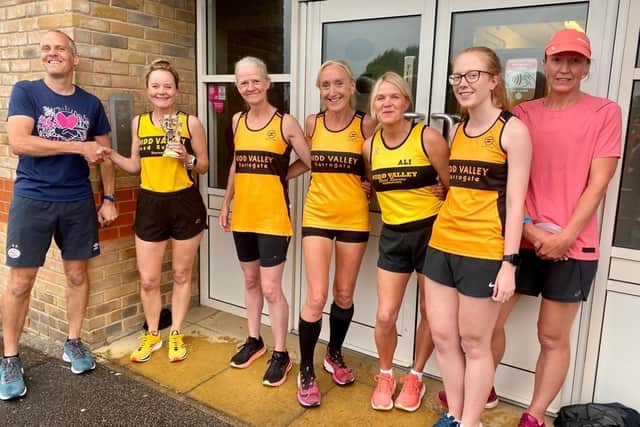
[262,350,292,387]
[230,336,266,368]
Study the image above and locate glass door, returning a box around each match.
[299,0,437,365]
[427,0,616,412]
[586,0,640,410]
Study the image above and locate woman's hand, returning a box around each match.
[167,142,188,162]
[429,183,448,200]
[534,231,573,261]
[361,180,373,199]
[218,205,231,232]
[491,263,516,303]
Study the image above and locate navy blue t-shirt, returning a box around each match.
[7,79,111,201]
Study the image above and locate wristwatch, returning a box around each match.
[186,155,197,170]
[103,194,117,202]
[502,254,521,266]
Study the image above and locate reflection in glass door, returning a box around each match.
[322,16,421,113]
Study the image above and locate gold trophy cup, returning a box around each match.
[160,114,183,158]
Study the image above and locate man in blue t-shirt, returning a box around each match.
[1,30,119,400]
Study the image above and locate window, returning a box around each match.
[613,81,640,249]
[444,3,588,115]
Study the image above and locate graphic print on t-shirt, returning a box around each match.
[37,106,90,141]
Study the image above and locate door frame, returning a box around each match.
[581,0,638,402]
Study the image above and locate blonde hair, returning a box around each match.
[315,60,354,87]
[145,59,180,89]
[234,56,269,80]
[453,47,508,118]
[316,60,356,109]
[369,71,412,121]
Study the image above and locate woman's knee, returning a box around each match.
[304,289,328,317]
[461,332,491,359]
[172,266,192,287]
[261,281,285,303]
[332,287,353,308]
[537,327,569,352]
[140,275,161,292]
[376,307,399,330]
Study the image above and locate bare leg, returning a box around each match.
[426,278,463,419]
[135,237,168,332]
[260,262,288,351]
[458,294,501,427]
[525,299,580,423]
[238,260,263,339]
[375,268,411,370]
[491,293,520,368]
[332,240,366,310]
[413,273,435,371]
[300,237,332,323]
[2,268,38,355]
[169,231,203,332]
[64,260,90,339]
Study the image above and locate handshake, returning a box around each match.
[83,142,112,164]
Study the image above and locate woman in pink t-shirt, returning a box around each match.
[492,29,622,427]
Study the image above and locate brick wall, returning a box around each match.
[0,0,200,347]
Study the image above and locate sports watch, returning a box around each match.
[502,254,521,266]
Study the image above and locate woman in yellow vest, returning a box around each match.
[219,56,311,387]
[109,59,209,364]
[424,47,531,427]
[285,60,376,407]
[362,72,450,412]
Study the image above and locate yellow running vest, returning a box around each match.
[138,112,194,193]
[232,111,293,236]
[370,123,441,229]
[430,111,511,260]
[302,111,370,232]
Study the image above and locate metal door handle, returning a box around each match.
[404,112,426,124]
[430,113,460,129]
[430,113,461,141]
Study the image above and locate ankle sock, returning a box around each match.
[410,368,423,381]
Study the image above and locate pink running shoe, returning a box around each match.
[323,349,355,385]
[518,412,545,427]
[394,373,426,412]
[437,386,499,409]
[297,366,321,408]
[370,373,396,411]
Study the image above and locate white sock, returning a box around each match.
[379,368,393,376]
[409,368,423,381]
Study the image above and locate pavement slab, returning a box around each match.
[0,343,234,427]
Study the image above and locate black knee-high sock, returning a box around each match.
[298,317,321,369]
[328,302,354,353]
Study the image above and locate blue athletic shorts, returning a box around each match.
[6,195,100,267]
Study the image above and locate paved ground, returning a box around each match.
[0,333,238,427]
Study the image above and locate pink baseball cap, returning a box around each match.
[545,29,591,58]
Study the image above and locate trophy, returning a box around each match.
[160,114,183,158]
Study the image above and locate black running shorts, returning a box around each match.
[301,227,369,243]
[232,232,290,267]
[377,216,435,274]
[423,247,502,298]
[134,186,207,242]
[515,249,597,302]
